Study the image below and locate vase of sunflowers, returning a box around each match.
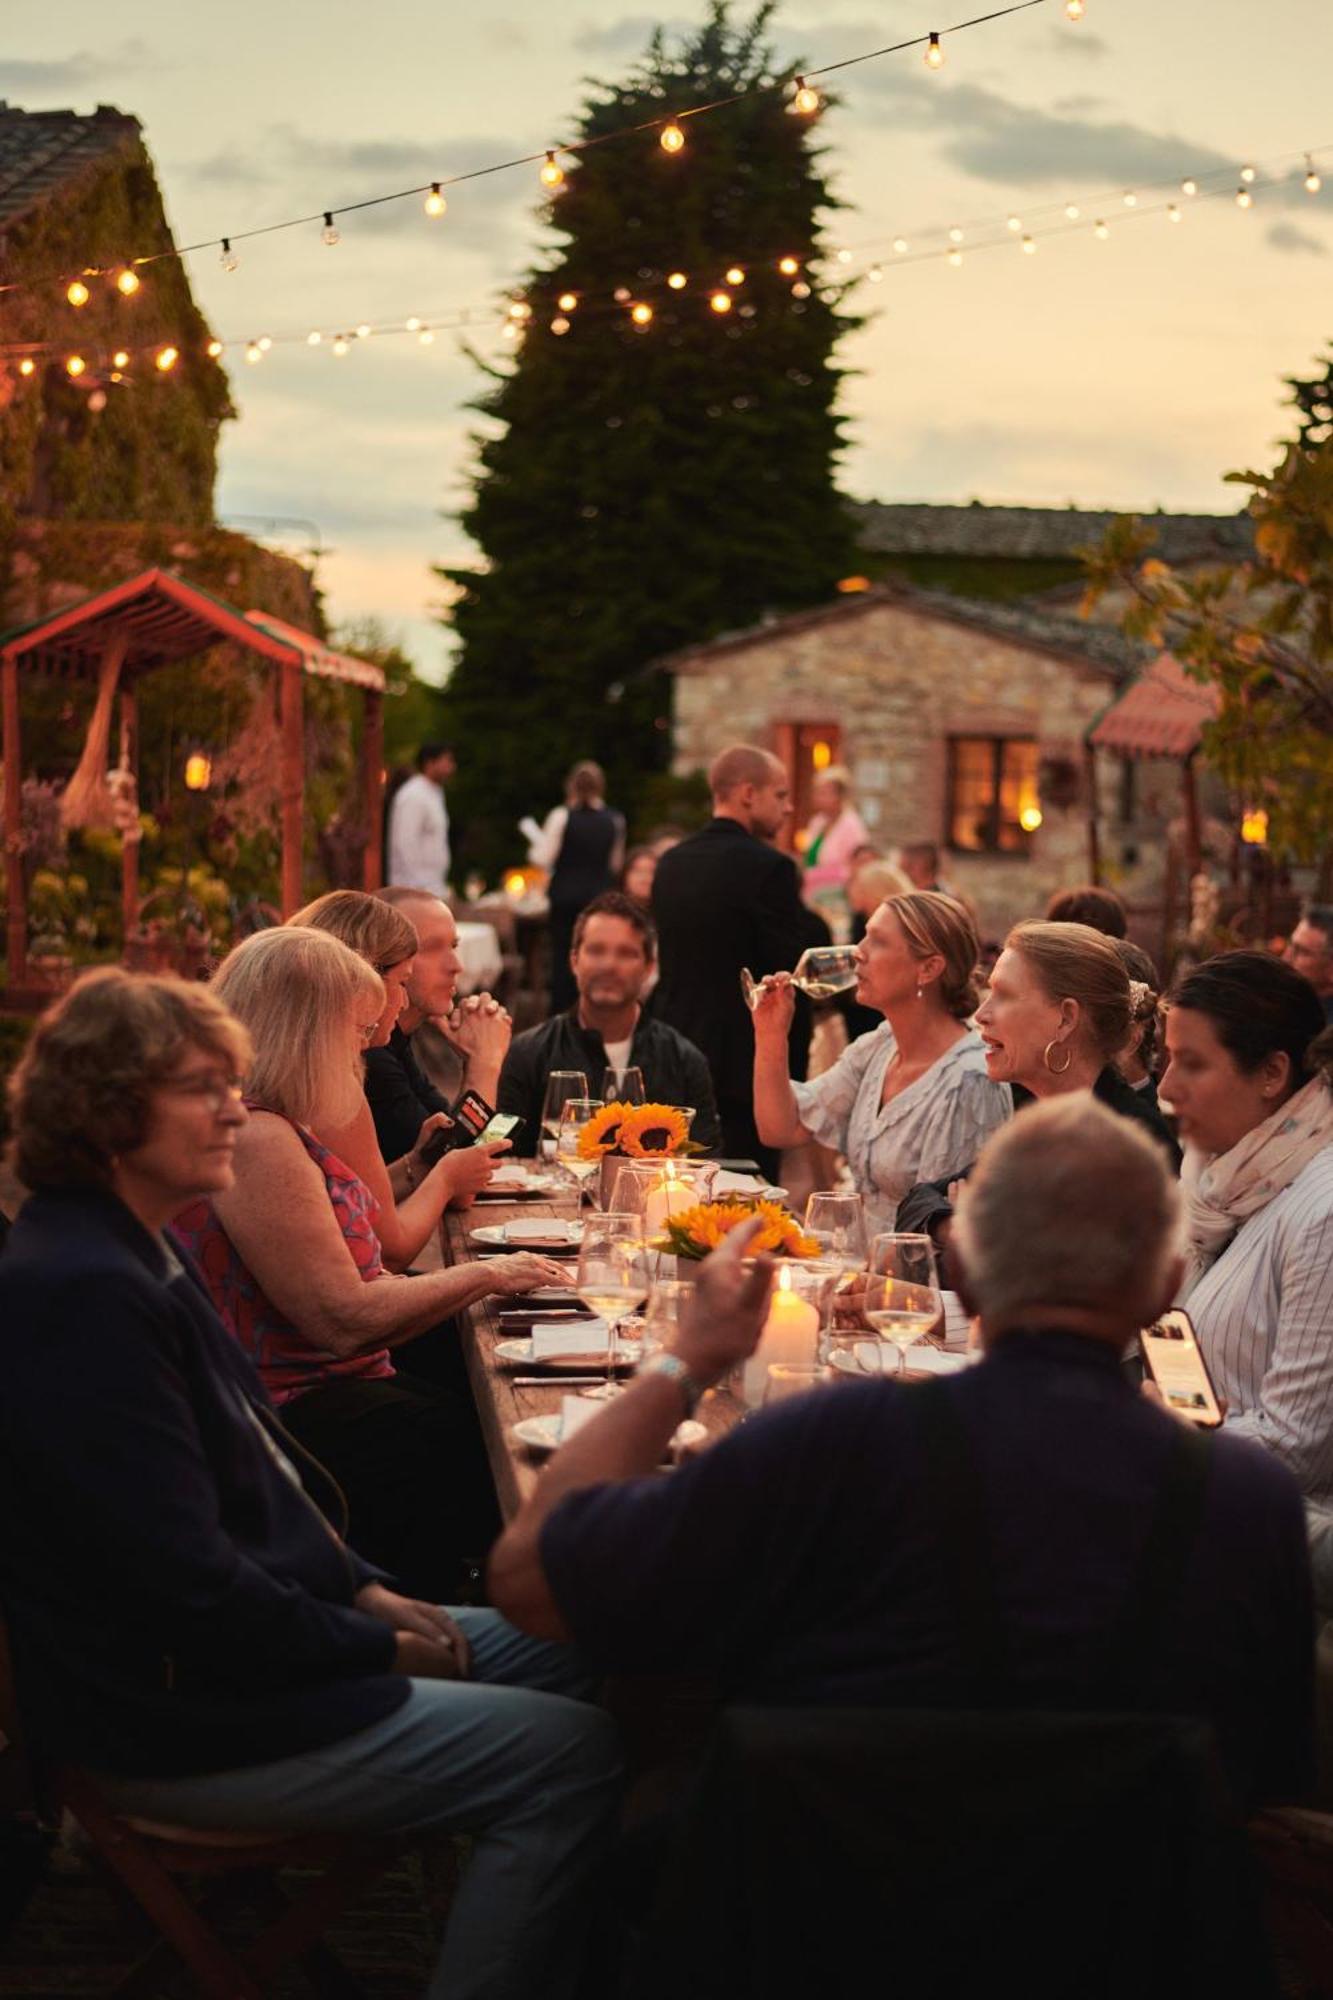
[653,1198,821,1263]
[575,1100,699,1210]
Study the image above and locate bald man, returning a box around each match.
[651,745,813,1173]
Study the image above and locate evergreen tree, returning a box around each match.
[1282,345,1333,449]
[438,1,859,877]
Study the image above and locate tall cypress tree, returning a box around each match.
[438,1,859,875]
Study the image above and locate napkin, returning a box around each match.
[712,1169,780,1198]
[505,1217,575,1244]
[530,1318,611,1359]
[908,1346,976,1376]
[558,1396,599,1441]
[940,1291,975,1350]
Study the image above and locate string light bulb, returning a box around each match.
[947,248,962,267]
[356,323,372,339]
[725,265,745,286]
[116,268,141,296]
[66,279,90,307]
[1181,178,1198,197]
[1235,185,1252,208]
[613,286,631,303]
[206,339,224,358]
[322,212,340,246]
[1240,164,1256,183]
[792,76,821,115]
[558,290,579,310]
[551,315,571,335]
[245,342,262,364]
[1304,156,1322,194]
[949,227,964,244]
[332,335,350,356]
[65,354,86,377]
[666,271,687,290]
[155,346,178,372]
[836,247,853,263]
[778,256,800,276]
[893,237,909,254]
[867,264,884,282]
[1094,219,1109,239]
[659,120,686,154]
[540,151,565,190]
[424,183,447,217]
[418,329,435,345]
[19,357,35,376]
[220,238,239,272]
[792,279,812,299]
[1064,203,1080,220]
[709,289,732,313]
[257,335,272,352]
[630,301,653,325]
[406,316,422,332]
[507,299,532,321]
[1064,0,1085,18]
[113,349,130,368]
[307,330,322,345]
[1167,202,1182,222]
[1122,191,1137,207]
[924,32,944,69]
[1006,215,1022,233]
[1021,233,1036,254]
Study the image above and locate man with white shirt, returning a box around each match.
[388,743,455,895]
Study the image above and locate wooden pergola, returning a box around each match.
[2,568,384,993]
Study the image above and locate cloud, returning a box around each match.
[571,16,696,57]
[0,39,162,97]
[1047,25,1109,58]
[1266,221,1328,257]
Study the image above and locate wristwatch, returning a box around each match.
[636,1351,707,1417]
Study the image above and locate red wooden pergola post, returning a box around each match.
[279,658,304,917]
[119,681,139,950]
[3,654,25,988]
[361,688,384,891]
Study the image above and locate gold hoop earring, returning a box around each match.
[1043,1039,1073,1076]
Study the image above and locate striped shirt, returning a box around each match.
[1186,1145,1333,1503]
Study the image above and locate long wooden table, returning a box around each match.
[426,1193,744,1520]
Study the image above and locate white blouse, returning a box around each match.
[1185,1145,1333,1505]
[792,1024,1012,1233]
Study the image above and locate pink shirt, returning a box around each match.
[174,1112,392,1406]
[803,807,870,893]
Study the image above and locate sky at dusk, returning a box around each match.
[4,0,1331,678]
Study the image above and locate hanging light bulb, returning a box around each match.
[332,335,350,356]
[725,265,745,286]
[1006,215,1022,233]
[322,212,340,246]
[613,286,631,303]
[659,120,686,154]
[551,315,571,335]
[508,299,532,321]
[791,280,812,299]
[709,289,732,313]
[424,183,447,217]
[558,290,579,309]
[792,76,821,116]
[418,328,435,345]
[406,316,422,332]
[245,341,262,364]
[1167,203,1182,223]
[867,264,884,282]
[66,279,90,307]
[1181,178,1198,197]
[1064,203,1081,220]
[65,354,86,377]
[947,248,962,267]
[924,32,944,69]
[116,268,141,296]
[836,247,853,263]
[666,272,687,290]
[1235,185,1253,209]
[778,256,800,276]
[630,301,654,325]
[155,346,178,372]
[540,151,565,190]
[1021,234,1036,254]
[1304,156,1322,194]
[220,238,239,272]
[257,335,273,352]
[112,349,130,368]
[1122,191,1137,208]
[1094,219,1109,239]
[19,357,36,376]
[356,323,372,340]
[948,227,964,244]
[893,237,909,254]
[1240,164,1256,183]
[307,330,322,346]
[1064,0,1085,17]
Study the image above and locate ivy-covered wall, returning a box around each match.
[0,123,232,529]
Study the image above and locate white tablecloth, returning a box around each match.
[455,920,503,995]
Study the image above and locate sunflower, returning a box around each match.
[619,1103,691,1157]
[576,1102,631,1158]
[659,1197,821,1262]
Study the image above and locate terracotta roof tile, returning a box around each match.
[0,103,141,235]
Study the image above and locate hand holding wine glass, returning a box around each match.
[742,946,859,1012]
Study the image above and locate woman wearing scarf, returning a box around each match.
[1162,950,1333,1503]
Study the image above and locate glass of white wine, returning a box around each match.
[601,1066,646,1106]
[741,945,859,1011]
[555,1098,601,1214]
[574,1211,649,1401]
[862,1235,943,1376]
[541,1071,589,1162]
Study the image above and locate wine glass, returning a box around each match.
[602,1066,646,1106]
[762,1362,828,1405]
[574,1211,649,1400]
[741,945,860,1011]
[862,1235,943,1375]
[541,1071,589,1162]
[638,1277,694,1365]
[803,1192,867,1272]
[555,1098,601,1213]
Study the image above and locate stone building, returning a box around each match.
[661,583,1156,940]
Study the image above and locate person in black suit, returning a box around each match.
[651,745,811,1177]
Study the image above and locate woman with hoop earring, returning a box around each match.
[898,920,1179,1253]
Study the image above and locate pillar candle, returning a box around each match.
[742,1263,821,1407]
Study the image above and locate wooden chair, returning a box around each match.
[0,1619,415,1999]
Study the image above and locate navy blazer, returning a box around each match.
[0,1187,406,1778]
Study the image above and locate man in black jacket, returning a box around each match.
[498,892,720,1154]
[651,746,811,1176]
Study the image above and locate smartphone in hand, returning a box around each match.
[1139,1309,1223,1427]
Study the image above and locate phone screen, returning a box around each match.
[475,1112,521,1146]
[1139,1309,1223,1427]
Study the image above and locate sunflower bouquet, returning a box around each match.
[655,1197,821,1263]
[576,1101,695,1160]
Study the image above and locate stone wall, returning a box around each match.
[671,597,1124,941]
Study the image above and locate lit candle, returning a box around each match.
[644,1162,692,1238]
[742,1263,820,1407]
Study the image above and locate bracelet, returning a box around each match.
[636,1351,707,1417]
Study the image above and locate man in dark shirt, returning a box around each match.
[490,1097,1313,1809]
[366,886,512,1163]
[497,892,720,1155]
[651,745,811,1175]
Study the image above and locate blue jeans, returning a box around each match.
[98,1610,621,2000]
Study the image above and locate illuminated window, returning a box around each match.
[946,737,1039,854]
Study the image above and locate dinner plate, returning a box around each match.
[495,1338,643,1368]
[827,1344,971,1379]
[512,1414,706,1455]
[469,1221,585,1252]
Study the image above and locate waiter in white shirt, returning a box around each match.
[388,743,455,895]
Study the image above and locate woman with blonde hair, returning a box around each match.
[801,765,869,899]
[898,919,1179,1246]
[287,890,499,1271]
[529,760,626,1011]
[752,890,1011,1230]
[174,926,564,1597]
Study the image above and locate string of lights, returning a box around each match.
[0,0,1068,310]
[3,133,1323,385]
